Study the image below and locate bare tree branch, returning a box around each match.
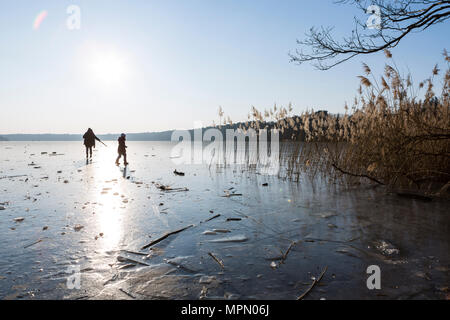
[290,0,450,70]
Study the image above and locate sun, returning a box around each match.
[90,51,127,85]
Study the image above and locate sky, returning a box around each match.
[0,0,448,134]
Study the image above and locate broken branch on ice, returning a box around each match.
[282,241,296,262]
[208,252,225,269]
[155,183,189,192]
[297,266,328,300]
[0,175,28,180]
[141,225,194,250]
[117,255,150,266]
[222,192,243,198]
[24,239,43,249]
[203,214,221,223]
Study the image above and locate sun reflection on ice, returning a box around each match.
[92,147,126,251]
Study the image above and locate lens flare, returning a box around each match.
[33,10,48,30]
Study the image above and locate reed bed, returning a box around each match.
[217,50,450,194]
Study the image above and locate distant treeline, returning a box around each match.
[0,113,330,142]
[0,131,174,141]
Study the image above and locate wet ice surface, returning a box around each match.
[0,141,449,300]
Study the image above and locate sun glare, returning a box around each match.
[90,51,127,85]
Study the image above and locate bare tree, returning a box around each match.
[290,0,450,70]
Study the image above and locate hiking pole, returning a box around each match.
[99,140,108,147]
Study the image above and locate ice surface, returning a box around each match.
[0,141,449,300]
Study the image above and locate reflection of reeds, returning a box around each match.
[217,50,450,193]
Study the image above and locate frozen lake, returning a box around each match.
[0,141,448,299]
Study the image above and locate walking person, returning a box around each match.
[115,133,128,166]
[83,128,102,160]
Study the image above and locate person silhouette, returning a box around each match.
[115,133,129,166]
[83,128,101,160]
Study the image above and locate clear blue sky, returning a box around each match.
[0,0,448,134]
